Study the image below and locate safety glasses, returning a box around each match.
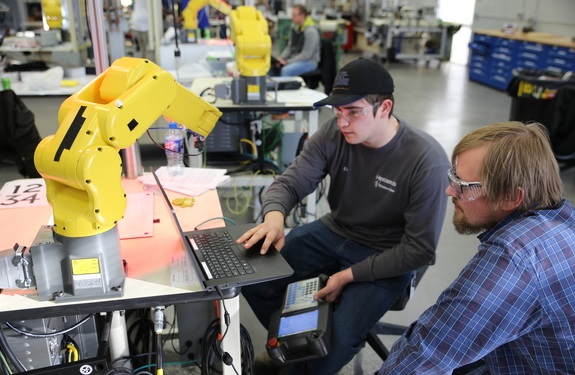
[447,167,485,202]
[333,102,381,120]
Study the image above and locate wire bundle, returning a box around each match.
[200,318,254,375]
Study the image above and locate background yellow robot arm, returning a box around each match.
[181,0,270,78]
[182,0,232,30]
[229,6,271,77]
[34,57,222,238]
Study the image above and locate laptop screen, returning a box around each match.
[151,170,208,290]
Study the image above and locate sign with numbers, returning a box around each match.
[0,179,49,208]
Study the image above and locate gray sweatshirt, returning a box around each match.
[280,20,321,64]
[262,117,450,282]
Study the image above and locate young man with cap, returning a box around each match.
[238,58,450,374]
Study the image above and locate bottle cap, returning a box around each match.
[169,121,179,129]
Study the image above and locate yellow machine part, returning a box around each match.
[182,0,232,30]
[230,6,271,77]
[41,0,63,29]
[35,57,222,238]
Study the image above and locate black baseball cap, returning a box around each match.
[313,58,394,107]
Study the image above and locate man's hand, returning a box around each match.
[277,57,287,66]
[235,211,285,254]
[314,269,354,303]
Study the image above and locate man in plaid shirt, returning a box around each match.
[378,122,575,374]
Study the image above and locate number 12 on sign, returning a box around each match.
[0,179,49,208]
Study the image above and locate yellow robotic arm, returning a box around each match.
[182,0,232,30]
[28,57,221,302]
[229,6,271,78]
[35,57,221,238]
[180,0,271,80]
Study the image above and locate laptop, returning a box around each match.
[152,170,294,291]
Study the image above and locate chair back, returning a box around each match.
[318,39,336,94]
[390,264,429,311]
[366,263,432,361]
[550,84,575,160]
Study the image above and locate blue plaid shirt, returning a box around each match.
[378,199,575,374]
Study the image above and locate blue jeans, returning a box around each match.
[242,220,412,375]
[280,60,318,77]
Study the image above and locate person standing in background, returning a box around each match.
[130,0,150,60]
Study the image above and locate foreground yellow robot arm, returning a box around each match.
[0,57,222,302]
[35,57,222,238]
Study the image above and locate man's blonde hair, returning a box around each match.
[453,121,563,213]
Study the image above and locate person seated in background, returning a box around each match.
[378,122,575,374]
[271,5,320,77]
[238,58,450,374]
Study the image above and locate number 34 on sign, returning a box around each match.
[0,179,49,209]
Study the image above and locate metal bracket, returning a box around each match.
[12,243,33,289]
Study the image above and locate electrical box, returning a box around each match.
[4,315,99,371]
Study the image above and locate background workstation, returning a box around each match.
[1,0,575,374]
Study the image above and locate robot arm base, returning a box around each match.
[30,225,125,302]
[1,225,125,302]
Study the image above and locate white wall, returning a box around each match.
[473,0,575,37]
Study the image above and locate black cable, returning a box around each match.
[109,352,156,368]
[224,164,253,175]
[0,324,26,372]
[201,318,221,375]
[166,308,190,356]
[83,0,93,58]
[199,288,254,375]
[97,312,114,360]
[5,314,95,338]
[239,324,254,375]
[199,87,217,104]
[61,333,81,363]
[200,319,254,375]
[145,129,204,158]
[125,309,155,369]
[104,367,134,375]
[214,288,236,374]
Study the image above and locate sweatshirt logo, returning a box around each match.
[375,174,396,193]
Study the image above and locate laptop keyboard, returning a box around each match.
[188,231,255,279]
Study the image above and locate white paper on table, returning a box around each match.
[138,167,230,196]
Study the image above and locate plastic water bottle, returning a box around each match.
[165,122,185,175]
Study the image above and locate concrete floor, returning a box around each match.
[3,54,575,374]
